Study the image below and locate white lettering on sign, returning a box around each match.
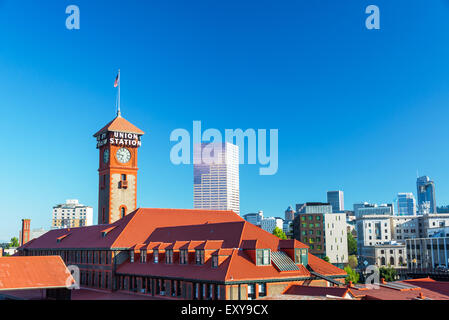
[96,131,142,149]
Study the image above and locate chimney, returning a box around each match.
[21,219,31,246]
[419,292,425,300]
[380,278,386,284]
[348,281,354,288]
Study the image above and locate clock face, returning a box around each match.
[103,149,110,164]
[116,148,131,164]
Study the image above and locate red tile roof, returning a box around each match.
[307,253,347,276]
[20,207,346,282]
[94,115,144,137]
[0,256,74,291]
[283,284,353,298]
[350,278,449,300]
[21,208,244,250]
[402,278,449,297]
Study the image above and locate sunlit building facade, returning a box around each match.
[193,143,240,215]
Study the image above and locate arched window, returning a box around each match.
[381,257,386,266]
[120,207,126,218]
[399,256,404,265]
[390,257,395,266]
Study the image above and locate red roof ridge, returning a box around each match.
[111,209,142,248]
[224,248,239,281]
[56,233,71,243]
[101,225,118,235]
[238,221,250,248]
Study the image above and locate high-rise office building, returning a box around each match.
[397,193,416,216]
[193,143,240,214]
[285,206,296,221]
[52,199,94,229]
[327,191,344,212]
[417,176,437,214]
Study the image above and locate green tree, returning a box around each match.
[323,256,330,263]
[344,265,360,284]
[272,227,287,240]
[347,232,357,256]
[9,237,19,248]
[347,255,358,269]
[379,266,397,282]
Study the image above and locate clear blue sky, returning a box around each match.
[1,0,449,241]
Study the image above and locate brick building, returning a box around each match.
[18,208,346,300]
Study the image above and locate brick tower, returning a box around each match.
[94,112,144,225]
[21,219,31,246]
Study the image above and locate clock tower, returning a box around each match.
[94,112,144,224]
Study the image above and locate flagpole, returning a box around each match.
[117,69,121,117]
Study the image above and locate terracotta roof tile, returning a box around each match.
[283,285,352,298]
[307,253,347,277]
[21,208,244,250]
[94,115,144,137]
[0,256,74,291]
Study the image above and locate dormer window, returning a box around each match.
[256,249,271,266]
[140,250,147,263]
[195,250,204,265]
[166,249,173,264]
[295,248,308,265]
[154,249,159,263]
[212,255,218,268]
[180,250,188,264]
[130,251,135,263]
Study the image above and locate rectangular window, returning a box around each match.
[164,250,169,264]
[258,283,267,297]
[195,250,204,265]
[180,250,188,264]
[130,251,134,263]
[212,255,218,268]
[141,250,147,263]
[154,250,159,263]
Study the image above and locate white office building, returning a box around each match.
[193,143,240,214]
[354,203,394,218]
[392,216,420,241]
[260,217,284,234]
[324,212,348,266]
[356,214,393,262]
[52,199,93,229]
[243,211,264,226]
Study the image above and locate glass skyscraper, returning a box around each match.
[397,193,416,216]
[327,191,344,213]
[417,176,436,214]
[193,142,240,214]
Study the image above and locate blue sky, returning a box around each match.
[1,0,449,240]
